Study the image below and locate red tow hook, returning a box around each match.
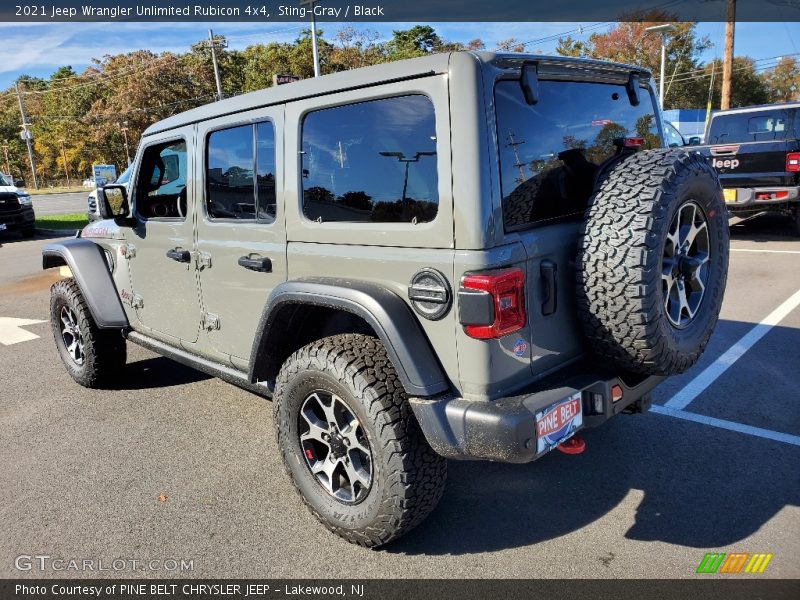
[557,436,586,455]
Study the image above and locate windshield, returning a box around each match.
[707,109,794,144]
[0,173,11,186]
[496,78,661,230]
[116,166,132,184]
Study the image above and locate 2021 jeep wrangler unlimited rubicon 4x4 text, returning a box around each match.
[43,52,729,548]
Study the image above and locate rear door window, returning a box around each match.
[495,79,660,230]
[707,109,792,144]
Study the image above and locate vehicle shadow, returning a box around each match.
[120,356,212,389]
[729,213,798,242]
[386,321,800,556]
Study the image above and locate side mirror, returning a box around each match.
[14,179,25,188]
[98,184,130,219]
[687,136,702,146]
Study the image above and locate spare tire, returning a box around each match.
[576,148,729,376]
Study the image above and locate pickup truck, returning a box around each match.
[698,102,800,235]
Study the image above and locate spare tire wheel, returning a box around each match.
[576,148,730,376]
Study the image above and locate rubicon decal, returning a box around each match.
[696,552,774,574]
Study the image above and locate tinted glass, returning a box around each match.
[496,80,660,230]
[256,122,277,222]
[207,125,255,219]
[301,95,438,223]
[135,140,187,220]
[664,121,685,147]
[708,109,792,143]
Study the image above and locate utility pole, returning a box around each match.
[15,81,38,189]
[506,130,527,185]
[208,29,226,101]
[1,143,10,177]
[59,140,71,187]
[120,121,131,165]
[645,24,676,108]
[300,0,321,77]
[721,0,736,110]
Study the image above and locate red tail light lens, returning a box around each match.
[755,191,789,201]
[462,268,526,339]
[787,152,800,173]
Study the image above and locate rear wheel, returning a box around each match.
[50,278,127,388]
[273,334,447,548]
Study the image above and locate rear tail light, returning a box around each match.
[623,137,645,148]
[755,191,789,201]
[611,385,624,403]
[461,267,526,339]
[787,152,800,173]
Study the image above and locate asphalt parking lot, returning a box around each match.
[30,192,88,217]
[0,216,798,579]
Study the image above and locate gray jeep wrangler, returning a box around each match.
[42,52,729,548]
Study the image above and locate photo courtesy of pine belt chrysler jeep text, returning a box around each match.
[42,52,730,548]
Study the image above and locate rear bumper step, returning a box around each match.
[410,367,663,463]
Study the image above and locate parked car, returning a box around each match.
[697,101,800,234]
[88,167,130,222]
[0,172,35,237]
[42,52,729,547]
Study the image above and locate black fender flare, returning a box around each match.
[42,238,129,329]
[248,279,450,397]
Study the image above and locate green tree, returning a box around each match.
[763,56,800,102]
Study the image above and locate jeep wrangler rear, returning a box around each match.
[43,52,729,548]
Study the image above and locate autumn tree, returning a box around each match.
[763,56,800,102]
[556,13,712,109]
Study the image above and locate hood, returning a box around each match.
[0,185,23,195]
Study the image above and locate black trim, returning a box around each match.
[42,239,129,329]
[126,331,271,398]
[248,279,450,397]
[458,289,494,325]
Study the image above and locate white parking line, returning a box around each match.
[651,405,800,447]
[664,287,800,410]
[731,248,800,255]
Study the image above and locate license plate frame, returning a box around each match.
[535,392,583,455]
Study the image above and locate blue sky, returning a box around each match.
[1,21,798,89]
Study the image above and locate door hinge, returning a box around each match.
[122,243,137,259]
[195,251,212,270]
[201,312,220,330]
[131,293,144,309]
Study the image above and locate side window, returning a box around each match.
[135,140,187,220]
[301,95,438,224]
[256,122,277,222]
[207,125,255,220]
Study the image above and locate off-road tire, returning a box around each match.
[273,333,447,548]
[50,278,127,387]
[577,149,729,376]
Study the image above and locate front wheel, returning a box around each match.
[273,334,447,548]
[50,278,127,388]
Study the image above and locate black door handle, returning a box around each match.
[166,248,191,263]
[238,255,272,272]
[541,260,557,316]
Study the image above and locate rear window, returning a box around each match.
[496,79,660,230]
[707,109,792,144]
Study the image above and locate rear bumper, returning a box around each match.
[0,206,35,230]
[410,364,663,463]
[725,186,799,214]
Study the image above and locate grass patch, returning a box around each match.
[27,186,88,195]
[35,212,88,231]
